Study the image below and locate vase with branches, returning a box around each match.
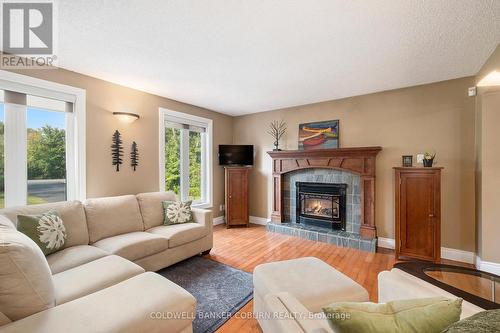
[267,120,287,151]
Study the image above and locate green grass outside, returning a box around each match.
[0,192,48,209]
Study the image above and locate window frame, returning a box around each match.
[0,70,86,207]
[159,108,213,209]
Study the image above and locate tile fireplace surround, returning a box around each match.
[266,147,382,252]
[267,168,376,252]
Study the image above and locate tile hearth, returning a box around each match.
[266,222,377,252]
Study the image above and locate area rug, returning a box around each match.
[157,256,253,333]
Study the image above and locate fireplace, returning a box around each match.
[296,182,346,230]
[267,147,381,239]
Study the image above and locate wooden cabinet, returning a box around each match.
[394,167,442,262]
[225,167,250,227]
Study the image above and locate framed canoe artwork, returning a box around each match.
[298,120,339,150]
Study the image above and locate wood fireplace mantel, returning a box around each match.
[267,146,382,239]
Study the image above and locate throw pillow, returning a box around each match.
[322,297,462,333]
[442,309,500,333]
[163,200,194,225]
[17,210,67,256]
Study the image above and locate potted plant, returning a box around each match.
[423,152,436,167]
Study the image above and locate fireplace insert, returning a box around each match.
[296,182,347,230]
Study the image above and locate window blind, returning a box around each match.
[1,90,72,113]
[165,120,206,133]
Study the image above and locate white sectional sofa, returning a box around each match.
[0,191,213,333]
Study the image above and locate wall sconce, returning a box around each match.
[477,70,500,87]
[113,112,140,123]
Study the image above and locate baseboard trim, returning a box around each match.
[441,247,475,264]
[249,216,269,225]
[377,237,395,249]
[213,216,225,226]
[376,237,475,264]
[476,257,500,275]
[214,216,269,226]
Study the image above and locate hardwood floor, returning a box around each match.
[209,223,475,332]
[210,223,396,333]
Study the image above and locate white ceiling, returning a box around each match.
[56,0,500,116]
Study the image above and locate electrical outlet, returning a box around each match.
[220,204,225,211]
[416,154,424,164]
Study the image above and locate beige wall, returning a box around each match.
[475,44,500,263]
[476,44,500,85]
[478,91,500,263]
[7,68,232,217]
[233,77,476,251]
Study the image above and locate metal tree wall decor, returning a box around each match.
[267,120,287,151]
[111,130,123,171]
[130,141,139,171]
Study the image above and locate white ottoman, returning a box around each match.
[253,257,369,313]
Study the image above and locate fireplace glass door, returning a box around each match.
[295,182,347,230]
[300,193,339,220]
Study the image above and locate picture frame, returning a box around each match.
[402,155,413,167]
[298,120,339,150]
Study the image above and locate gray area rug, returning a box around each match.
[158,256,253,333]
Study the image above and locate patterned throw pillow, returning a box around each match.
[442,309,500,333]
[17,210,67,256]
[163,200,194,225]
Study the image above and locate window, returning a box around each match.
[0,71,85,208]
[159,109,212,208]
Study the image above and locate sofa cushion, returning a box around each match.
[147,223,208,248]
[0,226,55,321]
[84,195,144,243]
[92,232,169,261]
[136,191,177,229]
[47,245,109,274]
[0,201,89,248]
[53,255,144,304]
[0,272,196,333]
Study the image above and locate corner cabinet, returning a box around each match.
[224,167,251,228]
[394,167,442,262]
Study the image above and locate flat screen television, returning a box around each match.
[219,145,254,166]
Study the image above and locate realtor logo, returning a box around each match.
[2,2,53,54]
[1,1,56,68]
